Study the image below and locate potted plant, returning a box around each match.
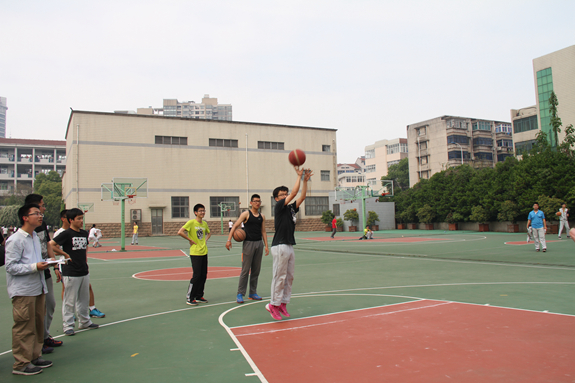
[367,211,380,231]
[470,205,490,232]
[497,200,520,233]
[343,209,359,232]
[321,210,335,232]
[445,212,464,231]
[336,218,344,232]
[402,205,418,230]
[417,204,436,230]
[536,195,562,234]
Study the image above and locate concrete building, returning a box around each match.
[512,45,575,151]
[407,116,513,187]
[364,138,408,188]
[137,94,232,121]
[0,97,7,138]
[337,157,365,188]
[63,111,337,236]
[0,138,67,195]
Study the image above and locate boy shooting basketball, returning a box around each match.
[267,167,313,320]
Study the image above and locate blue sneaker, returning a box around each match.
[90,308,105,318]
[237,294,244,304]
[248,294,262,301]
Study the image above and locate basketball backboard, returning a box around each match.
[101,178,148,201]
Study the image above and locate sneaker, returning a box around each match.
[12,365,43,375]
[186,300,198,306]
[79,323,99,330]
[42,345,54,354]
[196,297,208,303]
[536,249,540,252]
[265,303,282,320]
[543,248,547,252]
[64,329,75,336]
[558,236,562,239]
[90,308,106,318]
[44,336,63,347]
[237,294,244,304]
[248,294,262,301]
[31,358,53,368]
[278,303,291,318]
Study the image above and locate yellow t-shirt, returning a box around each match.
[133,224,138,234]
[182,219,210,256]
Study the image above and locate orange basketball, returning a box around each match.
[233,228,246,242]
[288,149,306,166]
[556,211,562,216]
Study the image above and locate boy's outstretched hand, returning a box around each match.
[304,169,313,181]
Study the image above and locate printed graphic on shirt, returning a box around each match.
[196,227,204,240]
[73,237,88,251]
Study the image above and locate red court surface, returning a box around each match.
[88,249,184,260]
[133,266,241,281]
[505,240,560,245]
[306,237,448,243]
[231,300,575,382]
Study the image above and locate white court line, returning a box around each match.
[233,301,452,337]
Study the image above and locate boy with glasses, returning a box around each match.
[178,204,211,306]
[226,194,269,304]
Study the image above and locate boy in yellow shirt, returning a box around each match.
[178,204,211,306]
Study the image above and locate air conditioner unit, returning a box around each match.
[131,209,142,222]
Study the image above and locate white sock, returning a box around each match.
[89,306,96,311]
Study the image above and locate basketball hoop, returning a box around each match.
[83,210,89,214]
[127,195,137,205]
[113,200,120,206]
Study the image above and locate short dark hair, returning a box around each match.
[534,202,539,206]
[134,221,138,225]
[193,204,205,213]
[18,204,40,225]
[273,186,288,198]
[66,208,84,223]
[92,224,96,228]
[251,194,261,201]
[60,209,68,218]
[25,194,44,205]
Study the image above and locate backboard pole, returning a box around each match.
[120,199,126,251]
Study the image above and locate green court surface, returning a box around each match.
[1,230,574,382]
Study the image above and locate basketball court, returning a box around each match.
[0,230,574,382]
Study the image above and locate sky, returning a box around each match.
[1,0,574,163]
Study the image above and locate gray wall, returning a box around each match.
[329,192,395,230]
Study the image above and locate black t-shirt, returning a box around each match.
[35,222,52,279]
[244,211,263,242]
[271,199,298,246]
[54,228,89,277]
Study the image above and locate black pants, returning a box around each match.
[187,255,208,301]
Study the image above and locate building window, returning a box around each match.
[515,140,537,155]
[209,138,238,148]
[171,197,189,218]
[333,204,340,216]
[447,119,468,130]
[419,156,428,165]
[448,151,470,160]
[367,178,377,187]
[257,141,284,150]
[305,196,329,216]
[475,152,493,161]
[496,139,513,147]
[209,196,239,218]
[387,143,408,154]
[417,141,427,150]
[473,137,493,146]
[513,115,538,134]
[322,145,331,152]
[155,136,188,145]
[537,67,554,145]
[365,164,376,173]
[497,154,512,162]
[344,176,364,183]
[447,135,469,145]
[495,124,512,134]
[365,149,375,159]
[416,126,427,135]
[321,170,330,181]
[387,160,400,167]
[472,121,492,131]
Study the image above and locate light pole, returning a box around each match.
[454,142,464,165]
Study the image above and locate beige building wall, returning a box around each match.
[532,45,575,145]
[364,138,407,188]
[64,111,337,234]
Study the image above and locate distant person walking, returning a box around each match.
[131,222,138,245]
[330,217,337,238]
[558,203,570,239]
[527,202,547,252]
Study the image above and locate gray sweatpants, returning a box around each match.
[270,244,295,306]
[237,240,264,296]
[62,275,92,331]
[44,276,55,339]
[559,220,571,237]
[132,233,138,245]
[532,228,546,250]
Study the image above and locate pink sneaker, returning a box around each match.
[278,303,291,317]
[265,304,282,320]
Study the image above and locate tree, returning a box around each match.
[343,209,359,225]
[469,205,489,224]
[382,158,409,192]
[0,205,20,228]
[321,210,335,226]
[497,201,520,223]
[33,171,63,227]
[549,91,575,156]
[366,211,379,226]
[417,204,436,224]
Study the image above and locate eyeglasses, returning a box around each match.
[27,213,44,217]
[252,200,262,203]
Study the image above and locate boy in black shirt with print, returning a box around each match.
[50,208,98,336]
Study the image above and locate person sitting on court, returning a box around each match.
[359,225,373,240]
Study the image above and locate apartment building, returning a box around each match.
[0,97,7,138]
[137,94,232,121]
[0,138,67,195]
[407,116,513,187]
[364,138,408,188]
[337,157,365,188]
